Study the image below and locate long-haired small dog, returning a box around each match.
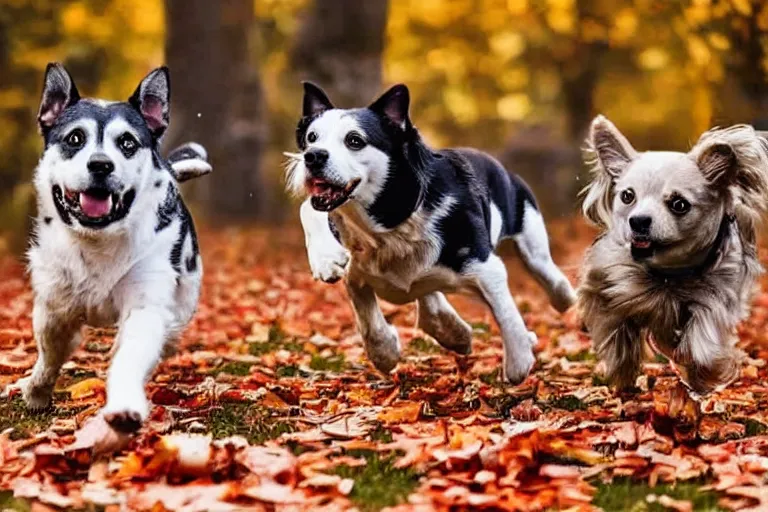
[14,63,210,433]
[285,82,575,384]
[578,115,768,392]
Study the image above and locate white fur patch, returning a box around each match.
[25,118,203,428]
[286,110,391,207]
[490,202,503,246]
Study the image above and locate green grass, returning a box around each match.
[210,361,252,377]
[248,324,304,356]
[309,353,346,372]
[547,394,587,411]
[0,490,106,512]
[470,322,491,335]
[592,479,725,512]
[408,337,442,354]
[276,364,300,377]
[332,452,419,512]
[565,350,597,362]
[206,402,295,445]
[479,368,503,387]
[0,491,30,512]
[368,424,393,443]
[654,353,670,364]
[0,397,68,440]
[736,417,768,437]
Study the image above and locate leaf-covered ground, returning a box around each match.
[2,220,768,511]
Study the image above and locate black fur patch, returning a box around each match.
[299,107,537,273]
[155,185,178,232]
[170,201,200,275]
[185,255,197,272]
[51,185,72,225]
[168,144,205,163]
[43,217,52,225]
[43,100,154,155]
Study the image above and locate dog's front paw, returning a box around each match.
[308,245,350,283]
[102,392,149,433]
[364,324,401,374]
[12,377,54,410]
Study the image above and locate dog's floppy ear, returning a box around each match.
[581,115,638,228]
[129,67,170,139]
[302,82,334,117]
[692,125,768,222]
[369,84,410,130]
[167,142,212,183]
[38,63,80,133]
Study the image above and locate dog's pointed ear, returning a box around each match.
[38,63,80,133]
[581,115,638,228]
[302,82,334,117]
[587,115,637,178]
[129,67,170,139]
[369,84,410,130]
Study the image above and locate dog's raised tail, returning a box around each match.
[167,142,212,183]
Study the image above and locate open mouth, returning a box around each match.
[307,177,361,212]
[53,185,136,228]
[630,236,655,260]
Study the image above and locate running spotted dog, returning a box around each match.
[15,63,211,433]
[286,83,576,384]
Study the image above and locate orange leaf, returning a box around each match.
[66,378,106,399]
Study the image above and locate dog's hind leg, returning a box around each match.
[466,254,536,385]
[18,303,82,409]
[417,292,472,354]
[301,199,350,283]
[346,280,400,374]
[512,202,576,313]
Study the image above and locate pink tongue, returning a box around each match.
[79,193,112,218]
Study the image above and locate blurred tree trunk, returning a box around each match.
[731,14,768,129]
[291,0,389,106]
[165,0,265,220]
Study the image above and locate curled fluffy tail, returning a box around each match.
[167,142,212,183]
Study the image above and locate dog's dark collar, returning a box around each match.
[645,214,734,280]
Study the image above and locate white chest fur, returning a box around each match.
[332,200,462,303]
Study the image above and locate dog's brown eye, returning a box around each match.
[668,196,691,215]
[345,132,366,151]
[307,131,318,143]
[620,189,635,205]
[65,129,85,148]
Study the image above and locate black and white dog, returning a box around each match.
[286,83,575,384]
[15,63,210,433]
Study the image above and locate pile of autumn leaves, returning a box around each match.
[1,223,768,511]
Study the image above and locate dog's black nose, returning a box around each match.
[87,153,115,176]
[304,148,328,169]
[629,215,652,234]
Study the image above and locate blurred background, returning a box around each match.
[1,0,768,250]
